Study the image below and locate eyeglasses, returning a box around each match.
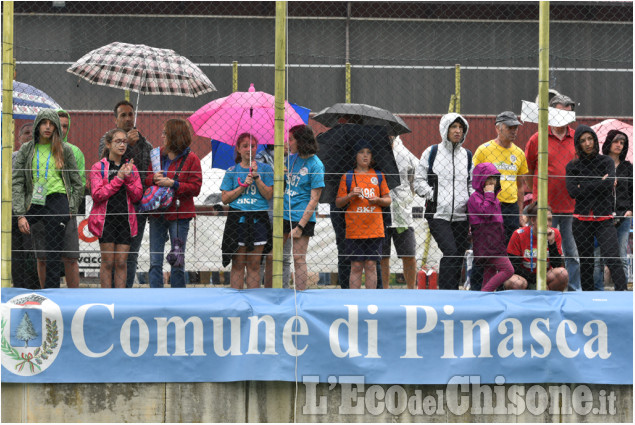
[112,139,128,145]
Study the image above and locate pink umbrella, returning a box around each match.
[188,83,305,146]
[591,119,633,162]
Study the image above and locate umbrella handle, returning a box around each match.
[237,167,254,187]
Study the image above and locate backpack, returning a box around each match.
[427,144,473,178]
[138,153,189,213]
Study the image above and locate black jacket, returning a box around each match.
[614,160,633,218]
[565,125,616,217]
[601,130,633,218]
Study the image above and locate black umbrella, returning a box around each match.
[317,124,400,203]
[312,103,411,136]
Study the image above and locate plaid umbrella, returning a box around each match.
[67,42,216,123]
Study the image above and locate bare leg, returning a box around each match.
[402,256,417,289]
[230,247,247,289]
[364,260,377,289]
[380,257,390,289]
[246,246,265,289]
[264,253,273,288]
[63,257,80,288]
[503,274,528,290]
[350,261,363,289]
[37,259,46,289]
[547,267,568,292]
[100,243,115,289]
[113,245,130,288]
[291,236,310,290]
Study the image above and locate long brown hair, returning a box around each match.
[234,133,258,163]
[289,125,318,156]
[38,120,65,169]
[163,119,192,155]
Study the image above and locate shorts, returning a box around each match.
[283,220,316,237]
[381,227,416,258]
[346,238,383,262]
[32,216,80,259]
[99,215,132,245]
[237,219,269,246]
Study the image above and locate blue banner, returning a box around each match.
[1,289,632,384]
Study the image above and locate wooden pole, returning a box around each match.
[536,1,550,291]
[2,1,15,287]
[272,1,287,288]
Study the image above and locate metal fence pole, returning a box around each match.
[454,64,461,114]
[345,62,351,103]
[536,1,550,291]
[272,1,287,288]
[1,1,15,288]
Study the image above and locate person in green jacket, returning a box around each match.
[13,109,83,288]
[30,109,86,288]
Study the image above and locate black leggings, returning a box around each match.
[26,193,70,288]
[428,219,470,290]
[573,219,627,291]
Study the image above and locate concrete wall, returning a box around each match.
[2,382,632,422]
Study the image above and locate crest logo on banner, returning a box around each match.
[1,294,63,376]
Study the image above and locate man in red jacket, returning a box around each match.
[524,94,580,291]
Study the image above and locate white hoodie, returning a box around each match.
[413,113,473,222]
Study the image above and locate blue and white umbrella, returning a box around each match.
[3,81,62,119]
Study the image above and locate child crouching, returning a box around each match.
[467,162,513,291]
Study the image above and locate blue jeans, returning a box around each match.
[597,218,633,287]
[552,214,581,291]
[593,243,605,291]
[149,216,191,288]
[617,217,632,280]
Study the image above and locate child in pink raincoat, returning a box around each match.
[89,128,142,288]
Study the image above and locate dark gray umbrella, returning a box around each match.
[312,103,411,136]
[317,124,400,203]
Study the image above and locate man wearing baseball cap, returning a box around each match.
[524,93,580,291]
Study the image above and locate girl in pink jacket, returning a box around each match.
[89,129,143,288]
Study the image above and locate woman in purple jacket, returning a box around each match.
[467,162,514,291]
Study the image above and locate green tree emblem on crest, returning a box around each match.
[2,317,58,373]
[15,312,38,347]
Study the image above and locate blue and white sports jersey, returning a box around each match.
[220,161,273,212]
[283,154,325,223]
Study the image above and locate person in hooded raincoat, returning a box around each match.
[467,162,514,292]
[598,130,632,285]
[565,125,627,291]
[30,109,85,288]
[12,109,83,288]
[414,113,473,290]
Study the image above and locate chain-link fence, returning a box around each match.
[6,1,633,291]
